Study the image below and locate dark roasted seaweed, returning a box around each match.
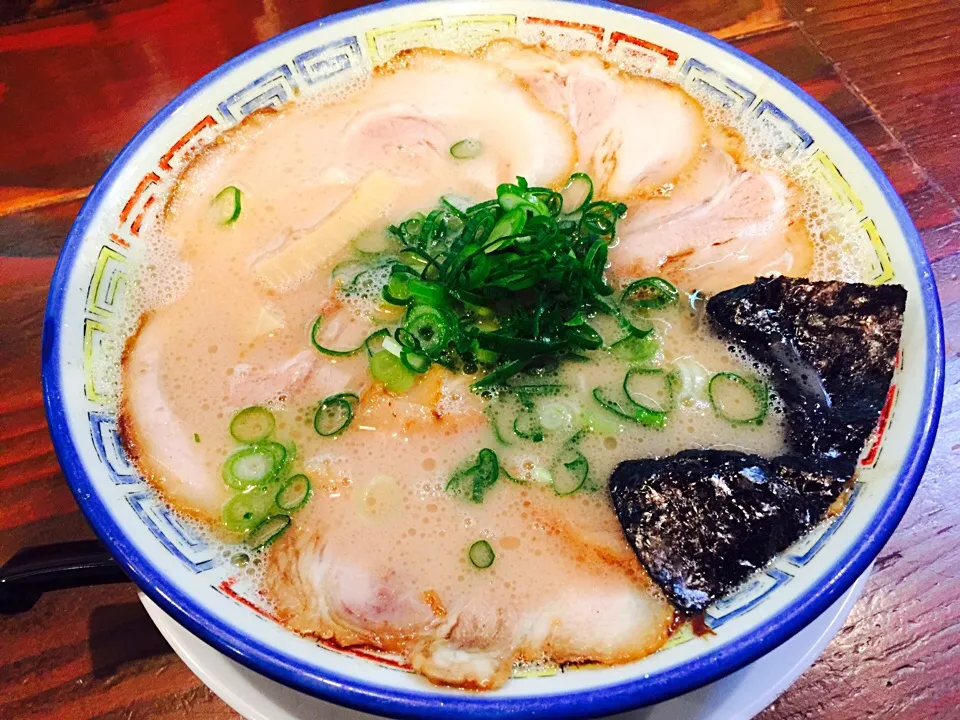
[707,277,906,472]
[610,450,852,614]
[609,277,906,614]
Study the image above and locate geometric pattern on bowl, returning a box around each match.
[44,2,941,717]
[79,10,898,620]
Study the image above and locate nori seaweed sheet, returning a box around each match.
[610,450,851,613]
[707,277,906,473]
[609,277,906,613]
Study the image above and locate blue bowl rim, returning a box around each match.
[41,0,945,717]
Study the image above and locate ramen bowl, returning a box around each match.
[42,0,944,717]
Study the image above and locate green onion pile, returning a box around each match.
[304,173,769,486]
[312,173,671,395]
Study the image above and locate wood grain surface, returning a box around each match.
[0,1,957,718]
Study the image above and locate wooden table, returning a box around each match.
[1,1,957,717]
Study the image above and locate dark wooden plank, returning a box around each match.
[0,198,85,257]
[0,258,81,550]
[0,0,119,27]
[0,584,231,720]
[628,0,789,39]
[782,0,960,210]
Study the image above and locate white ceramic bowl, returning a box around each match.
[42,1,944,717]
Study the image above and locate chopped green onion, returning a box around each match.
[580,405,622,435]
[401,348,431,373]
[214,186,242,225]
[498,191,551,217]
[621,277,679,310]
[271,441,294,477]
[592,387,666,429]
[450,139,483,159]
[560,172,594,214]
[222,487,277,532]
[357,174,637,391]
[310,316,366,357]
[513,411,544,442]
[610,333,659,362]
[500,465,525,483]
[222,443,285,489]
[394,327,418,349]
[473,344,498,365]
[473,449,499,501]
[484,207,526,252]
[276,474,311,511]
[381,334,404,357]
[397,248,430,272]
[485,405,513,445]
[441,195,471,216]
[530,466,553,484]
[369,350,416,393]
[708,372,769,425]
[397,213,423,240]
[579,201,625,241]
[468,539,495,568]
[567,322,604,350]
[194,433,201,443]
[364,328,391,357]
[247,514,291,549]
[341,265,386,296]
[471,359,531,392]
[352,228,392,255]
[529,187,563,216]
[331,260,367,285]
[671,357,711,406]
[591,294,651,341]
[407,276,447,306]
[382,267,416,305]
[447,448,500,503]
[553,451,589,496]
[475,332,562,357]
[314,392,359,437]
[539,401,574,432]
[623,368,674,414]
[229,406,275,444]
[404,305,451,357]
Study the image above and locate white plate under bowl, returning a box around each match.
[141,568,870,720]
[44,0,943,717]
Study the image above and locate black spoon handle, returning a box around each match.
[0,540,129,615]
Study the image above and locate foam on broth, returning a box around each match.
[103,38,874,685]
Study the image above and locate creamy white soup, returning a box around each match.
[117,40,871,689]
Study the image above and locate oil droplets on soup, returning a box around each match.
[116,41,870,689]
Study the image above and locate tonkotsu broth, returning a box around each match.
[115,42,863,689]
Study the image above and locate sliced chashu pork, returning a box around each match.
[480,39,813,293]
[120,306,367,523]
[339,48,578,191]
[611,158,814,294]
[265,474,674,689]
[120,47,580,521]
[483,39,706,199]
[182,48,578,203]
